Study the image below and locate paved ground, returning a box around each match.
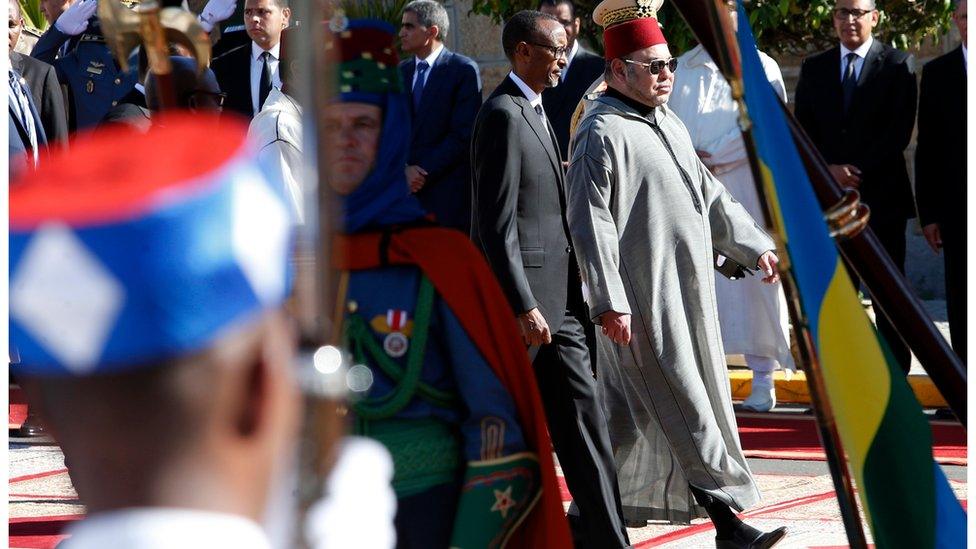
[10,431,966,548]
[10,301,964,547]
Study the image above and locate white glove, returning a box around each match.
[198,0,236,32]
[54,0,97,36]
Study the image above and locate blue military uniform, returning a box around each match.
[32,18,138,130]
[344,265,535,549]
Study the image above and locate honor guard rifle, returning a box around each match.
[98,0,211,109]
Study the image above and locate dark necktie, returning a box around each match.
[842,52,858,113]
[9,69,38,165]
[534,103,550,133]
[259,51,273,112]
[412,60,429,111]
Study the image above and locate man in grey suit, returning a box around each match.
[539,0,605,159]
[399,0,482,233]
[470,10,629,549]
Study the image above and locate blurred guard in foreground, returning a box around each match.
[325,18,572,549]
[9,114,394,549]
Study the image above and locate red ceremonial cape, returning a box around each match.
[335,226,573,549]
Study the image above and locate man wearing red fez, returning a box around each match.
[566,1,787,547]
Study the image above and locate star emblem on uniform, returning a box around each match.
[490,485,517,518]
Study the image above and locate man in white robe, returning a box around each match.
[668,0,794,412]
[566,4,787,548]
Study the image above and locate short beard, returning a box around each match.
[546,72,561,88]
[623,66,664,108]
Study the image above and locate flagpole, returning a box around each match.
[781,105,967,425]
[288,3,350,547]
[669,1,868,546]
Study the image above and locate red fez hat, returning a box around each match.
[603,17,667,59]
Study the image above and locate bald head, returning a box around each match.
[146,56,223,112]
[22,311,300,518]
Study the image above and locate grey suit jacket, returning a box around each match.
[11,52,68,145]
[471,75,577,330]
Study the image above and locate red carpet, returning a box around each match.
[8,515,81,549]
[9,386,27,429]
[737,414,967,465]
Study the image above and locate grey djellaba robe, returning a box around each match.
[566,95,775,524]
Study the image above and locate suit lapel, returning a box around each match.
[857,40,884,87]
[824,47,845,123]
[846,40,883,118]
[238,46,255,116]
[515,94,562,180]
[413,50,451,135]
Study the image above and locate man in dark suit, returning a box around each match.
[794,0,917,374]
[538,0,605,159]
[399,0,482,233]
[471,10,629,549]
[915,0,967,365]
[211,0,289,120]
[8,66,47,178]
[9,0,68,145]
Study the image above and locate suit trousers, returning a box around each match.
[943,229,967,365]
[843,216,911,374]
[529,310,630,549]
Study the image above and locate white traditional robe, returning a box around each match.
[669,44,795,370]
[248,89,304,224]
[566,96,774,522]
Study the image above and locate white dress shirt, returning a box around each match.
[839,35,874,81]
[251,41,283,114]
[411,42,445,91]
[508,71,550,134]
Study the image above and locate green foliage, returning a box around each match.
[338,0,413,29]
[469,0,955,56]
[19,0,47,32]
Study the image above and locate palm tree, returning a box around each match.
[338,0,413,30]
[19,0,47,31]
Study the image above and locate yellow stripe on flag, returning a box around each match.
[817,262,891,526]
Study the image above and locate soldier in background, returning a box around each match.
[326,17,572,549]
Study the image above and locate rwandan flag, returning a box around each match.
[733,3,966,547]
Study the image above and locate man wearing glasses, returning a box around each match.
[566,1,786,546]
[794,0,917,375]
[471,9,630,549]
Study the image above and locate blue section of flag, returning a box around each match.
[734,2,966,545]
[932,462,968,548]
[733,1,837,343]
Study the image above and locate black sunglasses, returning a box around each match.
[184,90,227,109]
[623,57,678,75]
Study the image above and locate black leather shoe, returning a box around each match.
[15,413,45,437]
[716,524,787,549]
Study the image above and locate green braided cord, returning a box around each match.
[366,418,461,498]
[351,275,458,419]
